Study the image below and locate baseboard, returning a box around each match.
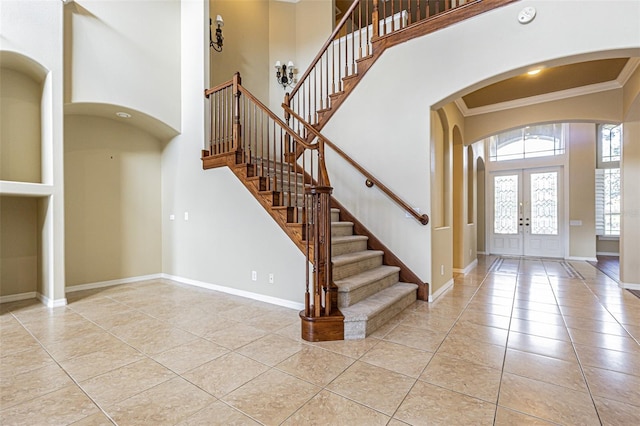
[37,293,67,308]
[66,274,164,293]
[453,259,478,275]
[429,278,454,302]
[0,291,37,304]
[596,252,620,257]
[162,273,305,311]
[620,281,640,290]
[477,251,487,255]
[565,256,598,262]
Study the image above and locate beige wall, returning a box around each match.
[209,0,270,101]
[597,239,619,255]
[566,123,597,259]
[621,116,640,286]
[0,196,39,296]
[0,68,42,183]
[431,109,452,296]
[65,115,162,286]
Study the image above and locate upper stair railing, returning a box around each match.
[284,0,517,136]
[285,0,462,135]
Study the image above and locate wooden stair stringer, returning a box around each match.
[330,196,429,301]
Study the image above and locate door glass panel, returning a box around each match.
[494,175,519,234]
[530,172,558,235]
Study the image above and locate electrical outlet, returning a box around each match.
[184,212,189,221]
[268,273,274,284]
[251,271,257,281]
[440,264,444,276]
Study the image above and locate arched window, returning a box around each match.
[488,124,564,162]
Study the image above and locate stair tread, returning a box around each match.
[340,282,418,321]
[334,265,401,293]
[332,235,368,244]
[332,249,383,266]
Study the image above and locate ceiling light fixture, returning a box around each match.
[116,112,131,118]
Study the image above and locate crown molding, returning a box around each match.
[457,80,623,117]
[617,57,640,86]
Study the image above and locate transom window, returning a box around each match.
[489,124,564,162]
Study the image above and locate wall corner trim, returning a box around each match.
[37,293,67,308]
[453,258,479,275]
[429,278,454,302]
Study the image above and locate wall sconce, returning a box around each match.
[274,61,295,89]
[210,15,224,52]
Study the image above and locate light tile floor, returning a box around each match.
[1,255,639,425]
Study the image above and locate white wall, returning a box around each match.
[321,0,640,286]
[65,0,181,132]
[161,0,306,307]
[0,0,65,304]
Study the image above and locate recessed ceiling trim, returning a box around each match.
[617,57,640,86]
[457,80,622,117]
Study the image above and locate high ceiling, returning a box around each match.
[462,58,629,109]
[458,57,637,113]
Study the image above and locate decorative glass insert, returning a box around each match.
[489,124,564,162]
[530,172,558,235]
[604,168,621,235]
[600,124,621,163]
[494,175,518,234]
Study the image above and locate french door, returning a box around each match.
[489,167,563,257]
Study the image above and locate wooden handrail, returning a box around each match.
[283,104,429,225]
[289,0,361,99]
[204,78,234,97]
[238,86,319,153]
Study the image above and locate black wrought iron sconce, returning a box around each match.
[274,61,295,89]
[210,15,224,52]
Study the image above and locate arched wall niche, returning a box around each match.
[0,51,49,183]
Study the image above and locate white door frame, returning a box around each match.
[488,166,565,258]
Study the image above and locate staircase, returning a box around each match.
[331,207,418,338]
[203,1,519,341]
[205,139,418,339]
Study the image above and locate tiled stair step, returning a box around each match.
[332,235,368,256]
[331,221,354,237]
[332,250,383,281]
[341,282,418,339]
[335,265,401,308]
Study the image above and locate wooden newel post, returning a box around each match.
[372,0,379,39]
[307,185,333,317]
[232,72,242,152]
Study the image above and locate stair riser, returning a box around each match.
[344,290,416,340]
[333,255,383,281]
[331,223,354,237]
[331,211,340,222]
[332,239,367,256]
[338,271,400,308]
